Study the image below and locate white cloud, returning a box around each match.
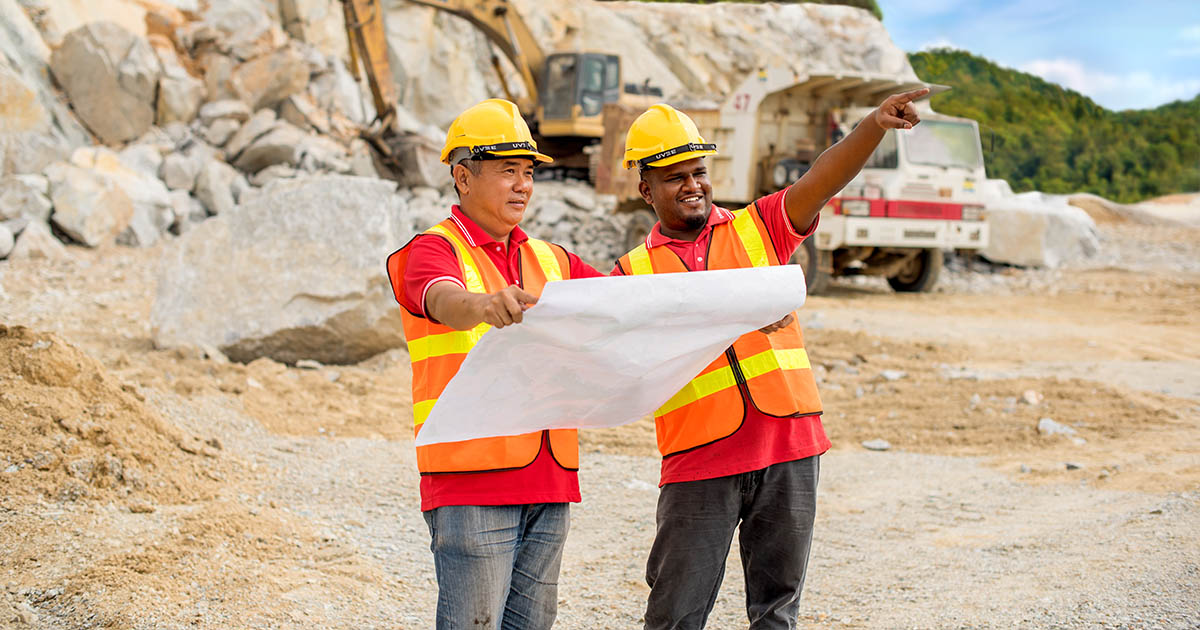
[1020,58,1200,110]
[1170,24,1200,56]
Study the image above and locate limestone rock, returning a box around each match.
[198,99,251,124]
[194,159,238,216]
[0,176,53,223]
[49,22,162,145]
[8,220,68,260]
[118,143,164,179]
[71,147,173,247]
[230,44,309,110]
[0,0,91,148]
[232,122,306,173]
[224,108,276,159]
[0,223,12,258]
[200,118,240,147]
[278,93,330,134]
[278,0,350,63]
[46,162,133,247]
[152,175,410,364]
[160,151,201,191]
[151,36,205,126]
[0,132,69,176]
[0,64,49,133]
[168,189,207,234]
[982,193,1101,268]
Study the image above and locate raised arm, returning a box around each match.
[783,87,929,232]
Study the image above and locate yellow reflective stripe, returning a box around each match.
[407,323,490,362]
[413,399,437,427]
[731,209,770,268]
[656,366,738,416]
[628,244,653,275]
[738,348,811,380]
[428,224,486,293]
[527,239,563,282]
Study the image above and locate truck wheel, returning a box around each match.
[624,209,658,252]
[790,237,830,295]
[887,248,943,293]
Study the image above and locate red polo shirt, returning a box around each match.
[612,188,832,485]
[400,205,604,511]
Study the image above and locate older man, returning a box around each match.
[386,99,603,630]
[613,90,928,629]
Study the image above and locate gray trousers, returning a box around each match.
[643,456,820,630]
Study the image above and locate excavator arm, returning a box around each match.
[405,0,545,114]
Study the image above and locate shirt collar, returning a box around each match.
[450,204,529,249]
[645,205,734,248]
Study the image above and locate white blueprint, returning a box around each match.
[413,265,808,446]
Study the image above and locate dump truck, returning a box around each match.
[596,66,990,294]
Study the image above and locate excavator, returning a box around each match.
[336,0,660,182]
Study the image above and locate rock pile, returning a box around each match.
[0,0,384,261]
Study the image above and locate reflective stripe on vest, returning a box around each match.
[390,217,579,473]
[618,203,822,455]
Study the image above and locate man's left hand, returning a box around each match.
[873,87,929,131]
[758,312,795,334]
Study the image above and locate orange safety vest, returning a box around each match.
[616,202,822,456]
[386,217,579,474]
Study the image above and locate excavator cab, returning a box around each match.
[537,53,621,139]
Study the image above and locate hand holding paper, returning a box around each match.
[413,265,809,447]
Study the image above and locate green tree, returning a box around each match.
[909,49,1200,203]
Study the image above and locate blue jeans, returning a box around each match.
[643,456,820,630]
[423,503,570,630]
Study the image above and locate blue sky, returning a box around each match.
[876,0,1200,111]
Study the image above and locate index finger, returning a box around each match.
[893,87,931,104]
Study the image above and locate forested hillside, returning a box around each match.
[910,49,1200,203]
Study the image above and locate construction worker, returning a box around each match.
[385,99,604,630]
[612,90,928,630]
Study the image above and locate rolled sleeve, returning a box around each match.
[401,235,467,318]
[757,186,819,263]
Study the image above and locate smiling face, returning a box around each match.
[638,157,713,241]
[455,157,536,242]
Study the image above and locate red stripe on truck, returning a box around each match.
[886,201,963,220]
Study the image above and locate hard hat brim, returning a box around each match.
[624,147,717,170]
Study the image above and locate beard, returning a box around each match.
[681,206,709,231]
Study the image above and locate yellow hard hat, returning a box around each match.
[623,103,717,170]
[441,99,553,165]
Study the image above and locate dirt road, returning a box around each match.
[1,219,1197,629]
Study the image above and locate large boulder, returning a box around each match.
[151,175,411,365]
[229,44,310,110]
[193,158,238,216]
[150,35,205,126]
[0,175,53,224]
[981,192,1101,268]
[49,22,162,145]
[0,0,91,148]
[71,147,173,247]
[8,220,68,261]
[45,161,134,247]
[278,0,349,63]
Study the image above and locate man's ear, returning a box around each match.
[453,163,471,196]
[638,178,653,206]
